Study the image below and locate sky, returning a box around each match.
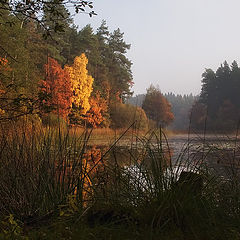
[74,0,240,96]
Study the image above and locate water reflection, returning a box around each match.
[84,134,240,191]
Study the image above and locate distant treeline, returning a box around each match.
[127,93,197,131]
[129,60,240,132]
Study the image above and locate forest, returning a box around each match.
[0,0,181,131]
[0,8,135,128]
[2,0,238,132]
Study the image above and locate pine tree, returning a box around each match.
[193,60,240,131]
[107,28,133,102]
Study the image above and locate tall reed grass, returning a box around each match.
[1,123,240,239]
[0,123,94,222]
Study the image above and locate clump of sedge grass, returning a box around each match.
[0,122,94,223]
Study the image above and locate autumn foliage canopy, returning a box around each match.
[40,54,108,126]
[41,57,72,119]
[142,85,174,127]
[65,54,93,115]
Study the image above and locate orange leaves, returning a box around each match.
[41,57,72,119]
[39,54,112,128]
[115,91,122,103]
[161,96,174,124]
[0,57,11,72]
[86,92,108,128]
[40,54,98,124]
[0,57,8,66]
[142,85,174,127]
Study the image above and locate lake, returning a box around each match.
[86,132,240,181]
[167,134,240,177]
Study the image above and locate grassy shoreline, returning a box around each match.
[1,126,240,239]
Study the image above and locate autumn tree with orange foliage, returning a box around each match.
[41,57,72,119]
[142,85,174,127]
[86,92,109,128]
[65,54,94,124]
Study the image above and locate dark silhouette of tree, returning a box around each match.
[0,0,95,35]
[192,60,240,131]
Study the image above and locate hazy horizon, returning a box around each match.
[74,0,240,96]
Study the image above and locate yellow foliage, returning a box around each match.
[81,146,103,206]
[65,54,94,115]
[0,108,5,115]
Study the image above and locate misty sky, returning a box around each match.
[74,0,240,96]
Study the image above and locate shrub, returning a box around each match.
[110,103,148,130]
